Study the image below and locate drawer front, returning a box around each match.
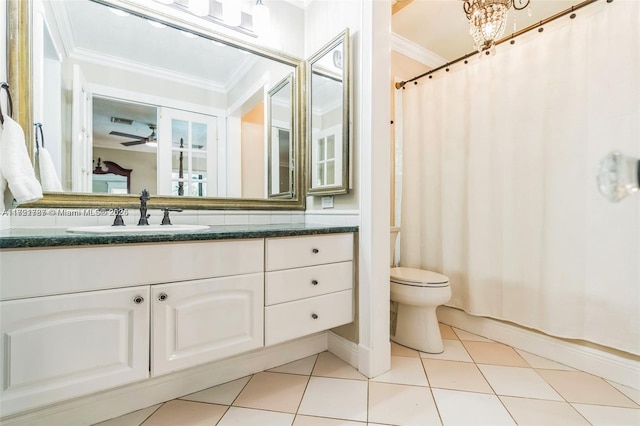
[265,289,353,346]
[266,233,353,271]
[0,239,264,301]
[265,261,353,306]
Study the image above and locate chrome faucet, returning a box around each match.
[138,189,150,225]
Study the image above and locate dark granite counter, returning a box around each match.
[0,223,359,249]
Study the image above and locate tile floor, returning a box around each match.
[97,324,640,426]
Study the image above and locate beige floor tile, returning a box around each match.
[293,415,366,425]
[478,364,563,400]
[217,407,295,426]
[607,380,640,405]
[370,356,429,386]
[269,355,318,376]
[422,358,493,394]
[537,369,639,408]
[142,400,227,426]
[180,376,250,405]
[233,372,309,413]
[432,388,516,425]
[514,349,575,371]
[439,323,458,340]
[368,382,441,426]
[420,339,473,362]
[499,396,590,425]
[453,328,493,342]
[95,404,161,426]
[391,341,420,358]
[298,377,368,422]
[312,352,367,380]
[462,341,529,367]
[572,403,640,426]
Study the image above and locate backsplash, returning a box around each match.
[1,208,360,230]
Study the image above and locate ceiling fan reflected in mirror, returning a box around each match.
[110,124,157,147]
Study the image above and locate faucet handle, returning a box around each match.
[161,208,183,225]
[112,208,125,226]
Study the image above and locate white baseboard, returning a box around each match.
[327,331,359,369]
[2,333,329,426]
[438,306,640,390]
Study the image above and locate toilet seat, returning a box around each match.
[390,267,449,288]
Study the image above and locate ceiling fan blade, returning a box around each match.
[121,139,147,146]
[110,130,144,139]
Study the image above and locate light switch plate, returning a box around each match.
[321,196,334,209]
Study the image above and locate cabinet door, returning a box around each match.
[0,286,150,416]
[151,273,264,376]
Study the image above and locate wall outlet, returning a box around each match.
[321,196,334,209]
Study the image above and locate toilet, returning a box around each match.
[390,227,451,353]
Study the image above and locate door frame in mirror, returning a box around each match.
[306,28,350,196]
[7,0,306,211]
[267,73,296,199]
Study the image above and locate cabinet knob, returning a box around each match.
[312,248,319,254]
[311,280,319,286]
[311,313,319,320]
[133,295,144,304]
[158,293,168,302]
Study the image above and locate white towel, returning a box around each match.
[36,147,62,192]
[0,116,43,210]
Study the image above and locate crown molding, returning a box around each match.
[390,32,446,69]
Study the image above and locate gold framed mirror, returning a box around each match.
[7,0,305,210]
[306,28,350,196]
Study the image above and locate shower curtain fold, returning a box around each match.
[400,0,640,355]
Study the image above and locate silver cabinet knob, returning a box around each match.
[158,292,168,302]
[311,313,319,319]
[133,295,144,304]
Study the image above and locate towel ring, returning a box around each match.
[34,122,45,150]
[0,82,14,126]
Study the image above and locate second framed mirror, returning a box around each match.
[307,29,350,196]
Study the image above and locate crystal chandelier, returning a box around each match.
[463,0,530,52]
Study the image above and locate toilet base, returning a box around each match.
[391,304,444,354]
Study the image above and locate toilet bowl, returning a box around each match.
[390,227,451,353]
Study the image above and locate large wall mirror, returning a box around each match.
[8,0,305,210]
[307,29,350,196]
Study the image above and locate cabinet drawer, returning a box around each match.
[266,233,353,271]
[0,239,264,301]
[265,261,353,306]
[265,289,353,346]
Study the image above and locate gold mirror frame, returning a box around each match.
[7,0,306,210]
[306,28,350,196]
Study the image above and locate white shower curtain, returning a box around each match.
[400,0,640,355]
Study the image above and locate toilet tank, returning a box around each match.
[390,227,400,267]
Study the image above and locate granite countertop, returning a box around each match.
[0,223,359,249]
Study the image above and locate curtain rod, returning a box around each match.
[395,0,605,90]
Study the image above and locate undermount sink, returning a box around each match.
[66,224,210,234]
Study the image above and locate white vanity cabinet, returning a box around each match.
[265,233,354,346]
[0,286,150,416]
[151,273,264,376]
[0,231,356,420]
